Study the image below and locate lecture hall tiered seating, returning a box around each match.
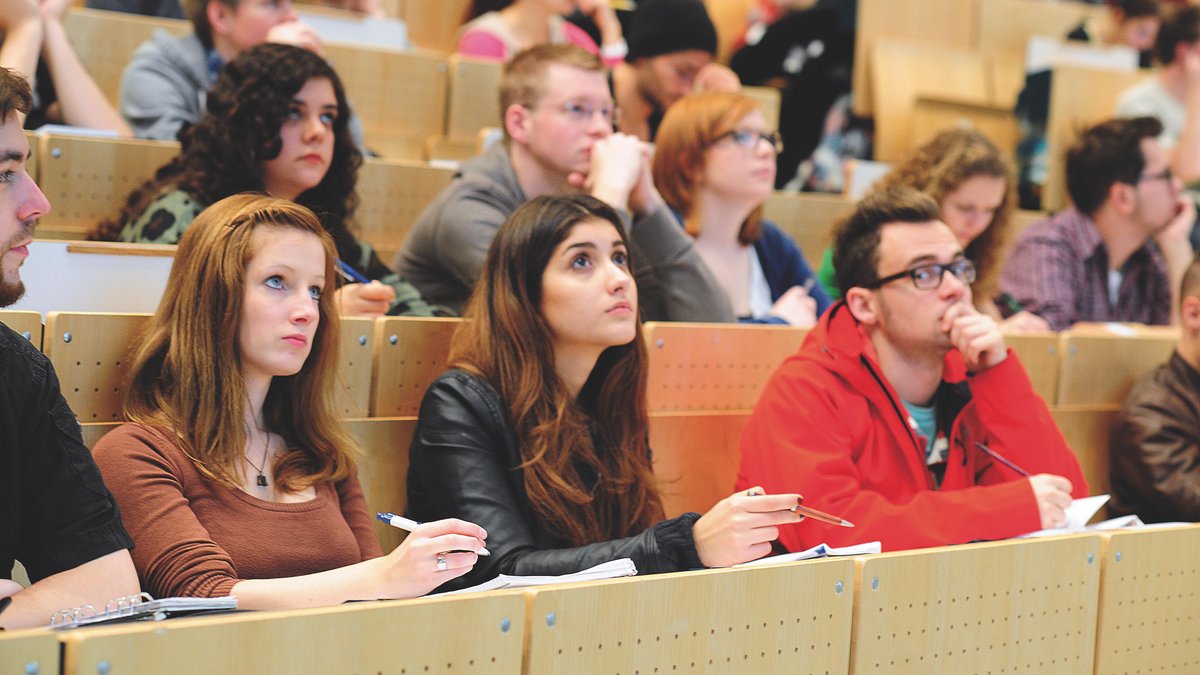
[3,0,1197,672]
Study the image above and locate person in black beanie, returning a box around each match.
[612,0,740,141]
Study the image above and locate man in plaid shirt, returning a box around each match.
[1001,116,1195,330]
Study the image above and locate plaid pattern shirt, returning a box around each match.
[999,208,1170,331]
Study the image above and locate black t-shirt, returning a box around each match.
[0,322,131,583]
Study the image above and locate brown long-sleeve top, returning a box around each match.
[93,423,383,598]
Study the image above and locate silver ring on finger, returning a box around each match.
[436,553,448,572]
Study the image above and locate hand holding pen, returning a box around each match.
[370,514,488,597]
[976,443,1073,529]
[334,260,395,317]
[691,486,810,568]
[379,512,491,556]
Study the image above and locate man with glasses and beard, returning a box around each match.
[736,185,1088,553]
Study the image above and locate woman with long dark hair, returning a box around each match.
[407,193,802,591]
[91,43,438,317]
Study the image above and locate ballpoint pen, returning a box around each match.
[336,259,370,284]
[377,512,491,555]
[746,490,854,527]
[975,441,1030,477]
[792,503,855,528]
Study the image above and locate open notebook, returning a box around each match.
[443,558,638,595]
[737,541,882,567]
[1016,494,1146,538]
[50,592,238,629]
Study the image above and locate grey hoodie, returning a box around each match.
[120,30,208,141]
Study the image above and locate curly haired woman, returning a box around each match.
[91,43,441,317]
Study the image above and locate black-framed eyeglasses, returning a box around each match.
[1136,166,1174,184]
[865,259,977,290]
[712,129,783,154]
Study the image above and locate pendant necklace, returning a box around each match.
[247,430,270,488]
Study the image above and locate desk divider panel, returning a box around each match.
[44,312,152,423]
[334,317,375,418]
[36,135,180,241]
[0,310,43,350]
[445,55,502,139]
[648,411,750,518]
[1049,405,1120,502]
[1055,331,1176,406]
[62,8,189,101]
[355,158,456,265]
[762,192,854,270]
[59,592,525,675]
[0,629,59,675]
[1093,524,1200,674]
[523,559,855,674]
[325,45,447,160]
[849,536,1101,675]
[1002,332,1058,405]
[344,416,417,552]
[371,316,463,416]
[643,322,807,413]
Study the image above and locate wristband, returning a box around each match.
[600,39,629,61]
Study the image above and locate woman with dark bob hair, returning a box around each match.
[94,194,487,607]
[407,193,803,591]
[90,43,437,317]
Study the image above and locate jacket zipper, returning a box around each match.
[859,354,937,490]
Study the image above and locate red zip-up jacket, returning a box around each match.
[736,302,1088,552]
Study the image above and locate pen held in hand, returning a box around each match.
[746,490,853,527]
[975,441,1030,477]
[377,512,491,556]
[336,259,370,284]
[791,503,854,528]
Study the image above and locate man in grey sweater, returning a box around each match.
[396,45,733,322]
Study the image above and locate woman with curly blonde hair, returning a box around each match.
[817,128,1049,331]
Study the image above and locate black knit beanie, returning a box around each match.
[625,0,718,61]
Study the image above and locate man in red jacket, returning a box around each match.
[737,185,1089,552]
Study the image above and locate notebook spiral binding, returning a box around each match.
[50,592,161,628]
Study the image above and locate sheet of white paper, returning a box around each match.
[1018,494,1114,538]
[737,541,882,567]
[442,558,637,595]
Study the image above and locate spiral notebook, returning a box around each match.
[50,592,238,629]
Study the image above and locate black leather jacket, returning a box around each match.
[407,370,704,591]
[1110,352,1200,523]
